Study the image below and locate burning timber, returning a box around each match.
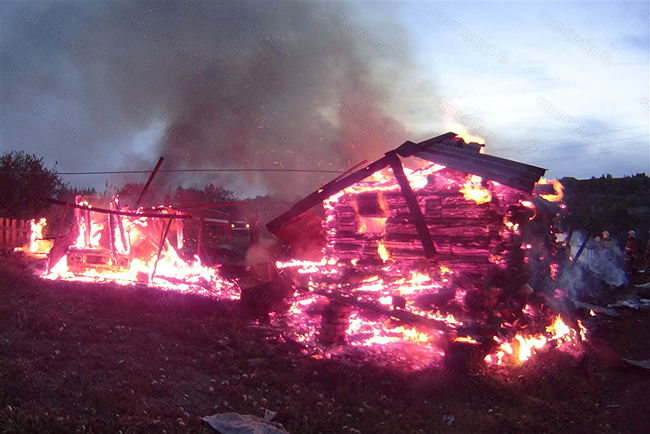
[40,195,240,298]
[268,133,582,368]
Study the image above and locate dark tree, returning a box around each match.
[171,184,237,208]
[0,151,64,219]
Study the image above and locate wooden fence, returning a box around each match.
[0,218,31,249]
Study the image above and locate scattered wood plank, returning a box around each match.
[573,300,621,317]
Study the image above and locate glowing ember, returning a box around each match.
[520,200,534,208]
[454,336,479,344]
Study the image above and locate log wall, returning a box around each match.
[324,168,524,279]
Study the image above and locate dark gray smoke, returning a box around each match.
[2,1,422,199]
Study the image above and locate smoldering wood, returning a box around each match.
[312,288,502,346]
[573,300,620,317]
[312,288,450,332]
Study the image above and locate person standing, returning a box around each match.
[601,230,613,249]
[624,230,638,276]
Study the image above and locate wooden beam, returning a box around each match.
[385,151,437,258]
[416,148,544,180]
[151,218,173,281]
[327,159,368,185]
[173,201,248,211]
[134,157,164,209]
[47,203,69,273]
[266,156,390,231]
[395,132,458,157]
[45,198,191,219]
[414,149,544,191]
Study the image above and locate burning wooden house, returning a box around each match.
[267,133,579,367]
[40,158,241,298]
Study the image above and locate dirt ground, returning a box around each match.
[1,256,649,434]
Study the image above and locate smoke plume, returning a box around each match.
[2,1,423,199]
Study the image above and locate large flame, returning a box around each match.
[287,160,578,367]
[40,204,238,298]
[34,156,579,369]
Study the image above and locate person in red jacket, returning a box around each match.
[624,230,638,276]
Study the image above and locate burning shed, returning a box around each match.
[267,133,578,368]
[269,132,551,280]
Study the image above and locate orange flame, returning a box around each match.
[377,240,390,262]
[536,178,564,202]
[515,334,547,361]
[42,204,238,298]
[447,122,485,144]
[485,315,584,366]
[460,175,491,204]
[28,218,49,253]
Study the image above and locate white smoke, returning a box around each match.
[559,230,627,300]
